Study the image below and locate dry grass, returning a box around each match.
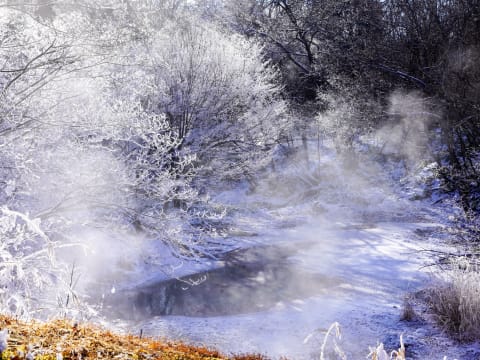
[0,315,265,360]
[427,258,480,341]
[0,316,412,360]
[400,296,416,322]
[313,322,406,360]
[367,335,405,360]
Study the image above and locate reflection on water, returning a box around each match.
[103,242,343,320]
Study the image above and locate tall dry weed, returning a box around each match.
[428,257,480,341]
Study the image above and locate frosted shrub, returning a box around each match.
[428,258,480,341]
[0,208,68,316]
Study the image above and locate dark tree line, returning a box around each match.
[382,0,480,212]
[222,0,480,212]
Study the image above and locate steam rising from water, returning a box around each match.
[101,88,440,357]
[374,90,440,166]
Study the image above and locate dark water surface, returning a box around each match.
[103,241,343,320]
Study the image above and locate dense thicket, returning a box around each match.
[0,1,287,316]
[383,0,480,212]
[222,0,480,212]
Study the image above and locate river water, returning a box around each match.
[103,218,443,358]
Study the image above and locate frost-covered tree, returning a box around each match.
[113,18,289,182]
[0,6,86,316]
[0,1,290,317]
